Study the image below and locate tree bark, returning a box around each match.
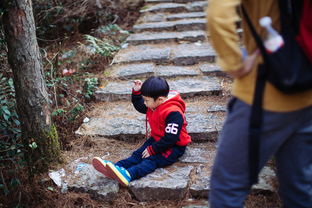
[1,0,61,175]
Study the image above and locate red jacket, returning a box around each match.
[146,91,191,146]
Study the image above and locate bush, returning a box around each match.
[0,73,24,197]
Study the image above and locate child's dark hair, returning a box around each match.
[141,76,169,100]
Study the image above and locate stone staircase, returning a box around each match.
[50,0,276,206]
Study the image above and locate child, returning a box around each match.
[92,76,191,186]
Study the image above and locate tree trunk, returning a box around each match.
[1,0,61,175]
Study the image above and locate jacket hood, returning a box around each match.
[159,90,186,112]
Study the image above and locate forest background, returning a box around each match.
[0,0,144,207]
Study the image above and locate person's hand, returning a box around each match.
[142,148,150,158]
[133,80,142,91]
[228,49,260,78]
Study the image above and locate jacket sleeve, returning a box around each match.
[131,89,147,114]
[207,0,243,72]
[147,111,183,155]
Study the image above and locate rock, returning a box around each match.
[133,19,206,32]
[109,63,154,79]
[95,77,221,102]
[49,159,119,202]
[174,18,206,31]
[167,12,206,21]
[190,165,276,198]
[199,64,226,77]
[129,165,193,201]
[207,105,226,112]
[141,3,188,13]
[139,13,166,23]
[127,31,206,45]
[186,1,208,12]
[171,43,215,65]
[113,45,171,64]
[190,164,211,198]
[133,21,176,32]
[76,103,224,142]
[156,65,200,77]
[179,146,216,163]
[252,166,276,192]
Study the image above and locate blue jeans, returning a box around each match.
[116,137,185,180]
[209,97,312,208]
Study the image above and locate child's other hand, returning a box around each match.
[133,80,142,91]
[142,148,150,158]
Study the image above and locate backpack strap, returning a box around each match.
[241,6,268,185]
[241,6,268,62]
[248,64,266,185]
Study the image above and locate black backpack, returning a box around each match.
[242,0,312,185]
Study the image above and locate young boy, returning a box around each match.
[92,76,191,186]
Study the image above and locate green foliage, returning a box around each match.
[83,77,98,99]
[52,108,67,117]
[0,73,20,137]
[68,103,84,121]
[0,73,24,196]
[97,24,129,36]
[84,34,120,57]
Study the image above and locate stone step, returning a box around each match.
[167,12,206,21]
[130,165,193,201]
[107,62,224,80]
[190,163,276,198]
[49,158,120,202]
[76,97,225,142]
[146,0,205,4]
[133,18,206,32]
[138,12,206,23]
[113,43,215,65]
[127,30,206,45]
[108,63,200,80]
[49,145,276,202]
[95,76,221,102]
[141,2,207,13]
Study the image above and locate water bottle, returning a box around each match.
[259,16,284,53]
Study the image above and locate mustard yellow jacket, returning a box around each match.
[207,0,312,112]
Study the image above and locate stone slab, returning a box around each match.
[171,43,216,65]
[167,12,206,21]
[185,112,223,142]
[141,3,188,13]
[49,158,119,202]
[179,145,216,164]
[76,98,225,142]
[186,1,208,12]
[95,77,221,102]
[113,45,171,64]
[199,64,226,76]
[113,43,215,65]
[133,21,175,32]
[146,0,173,3]
[182,202,209,208]
[133,18,206,32]
[138,13,166,23]
[156,65,200,77]
[108,63,226,80]
[175,18,206,31]
[129,165,193,201]
[108,63,201,80]
[146,0,204,3]
[109,63,154,79]
[190,165,276,198]
[127,31,206,45]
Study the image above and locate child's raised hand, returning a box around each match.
[133,80,142,91]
